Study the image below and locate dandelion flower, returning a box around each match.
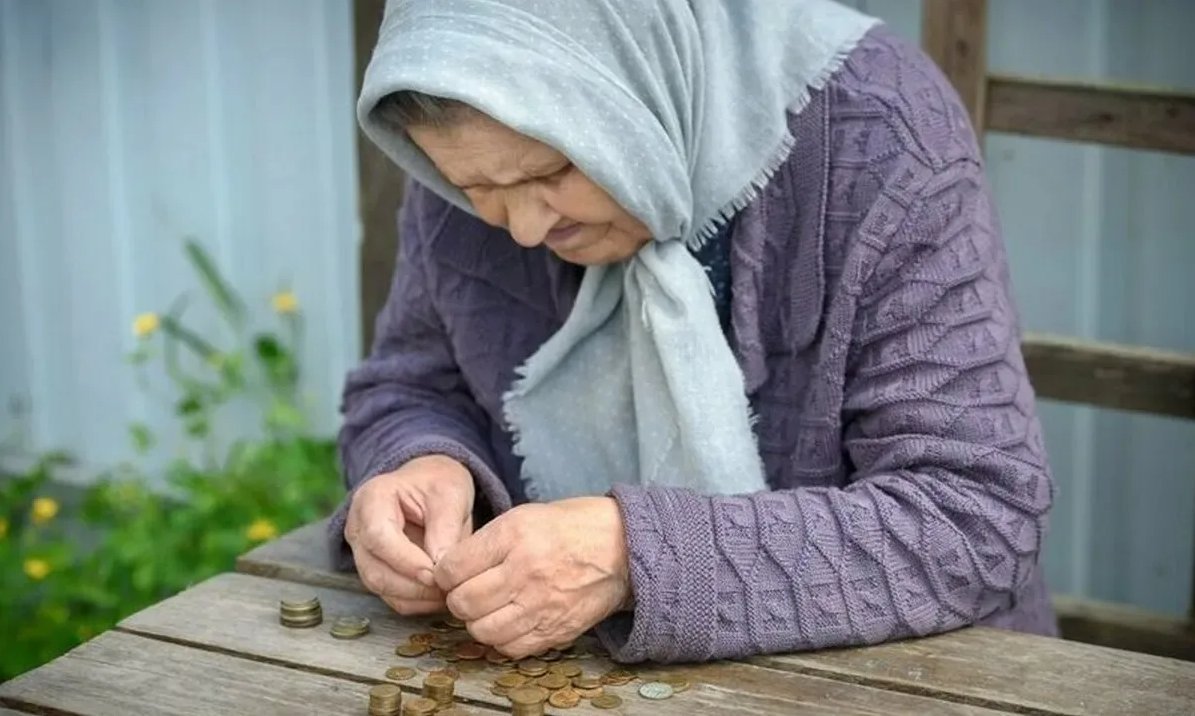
[271,291,299,314]
[24,558,51,581]
[31,497,59,525]
[132,312,160,338]
[246,518,278,543]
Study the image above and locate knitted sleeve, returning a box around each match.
[598,118,1053,663]
[327,182,512,570]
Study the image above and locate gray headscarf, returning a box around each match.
[359,0,878,501]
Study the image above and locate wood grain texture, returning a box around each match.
[120,572,1008,716]
[0,630,368,715]
[354,0,406,353]
[987,74,1195,155]
[921,0,988,130]
[1054,594,1195,662]
[238,524,1195,714]
[236,518,366,593]
[754,626,1195,716]
[1022,333,1195,419]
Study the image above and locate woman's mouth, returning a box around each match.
[545,223,583,247]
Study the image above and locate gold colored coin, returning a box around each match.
[574,686,604,699]
[539,649,562,662]
[455,642,487,660]
[662,674,692,693]
[429,666,460,680]
[572,676,601,690]
[490,685,509,698]
[429,620,454,633]
[591,694,623,710]
[424,673,455,689]
[549,663,581,678]
[517,658,548,676]
[456,659,485,673]
[385,666,417,681]
[495,673,529,689]
[508,686,549,705]
[445,615,466,629]
[401,696,438,715]
[409,632,436,646]
[484,648,510,665]
[536,673,570,691]
[601,668,635,686]
[548,688,581,708]
[396,642,430,658]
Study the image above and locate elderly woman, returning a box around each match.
[330,0,1056,664]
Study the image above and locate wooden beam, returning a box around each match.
[987,74,1195,155]
[354,0,406,354]
[1023,333,1195,420]
[922,0,988,131]
[1054,594,1195,662]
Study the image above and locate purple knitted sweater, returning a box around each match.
[331,28,1058,663]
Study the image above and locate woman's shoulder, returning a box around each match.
[822,25,982,169]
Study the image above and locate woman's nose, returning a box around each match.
[506,193,560,249]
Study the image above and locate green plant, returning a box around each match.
[0,240,343,681]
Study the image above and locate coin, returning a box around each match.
[429,620,454,633]
[601,668,635,686]
[429,666,460,680]
[401,696,438,715]
[517,658,548,677]
[409,632,437,646]
[539,649,562,662]
[385,666,417,681]
[415,657,448,672]
[456,659,485,673]
[661,674,691,693]
[490,685,509,698]
[548,688,581,708]
[455,642,487,660]
[445,615,466,629]
[330,615,370,639]
[591,694,623,710]
[508,686,549,705]
[536,673,570,691]
[368,683,402,716]
[495,673,528,689]
[485,648,511,665]
[638,681,675,700]
[571,676,601,690]
[279,596,320,611]
[549,663,582,678]
[574,686,604,699]
[396,642,430,658]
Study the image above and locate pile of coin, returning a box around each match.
[278,596,322,628]
[367,683,402,716]
[422,672,456,708]
[399,696,437,715]
[329,615,371,639]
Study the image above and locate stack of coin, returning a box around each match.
[367,683,402,716]
[329,615,371,639]
[279,596,322,628]
[508,686,548,716]
[421,673,455,708]
[400,696,438,716]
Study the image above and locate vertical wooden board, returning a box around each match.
[118,573,1009,716]
[0,631,369,716]
[920,0,987,129]
[354,0,406,353]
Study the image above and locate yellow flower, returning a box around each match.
[271,291,299,314]
[31,497,59,525]
[24,558,51,581]
[246,518,278,543]
[0,517,8,539]
[132,312,160,338]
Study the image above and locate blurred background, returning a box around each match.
[1,0,1192,680]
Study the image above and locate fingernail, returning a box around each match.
[419,569,436,587]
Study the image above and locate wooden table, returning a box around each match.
[3,520,1194,715]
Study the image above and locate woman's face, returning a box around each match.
[408,112,651,265]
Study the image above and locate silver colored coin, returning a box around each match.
[416,657,448,672]
[638,681,675,700]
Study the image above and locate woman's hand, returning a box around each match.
[344,455,475,615]
[434,496,631,658]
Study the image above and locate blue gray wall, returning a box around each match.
[2,0,1193,617]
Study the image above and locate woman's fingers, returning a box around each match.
[466,602,534,647]
[445,565,513,622]
[349,485,437,586]
[354,548,444,603]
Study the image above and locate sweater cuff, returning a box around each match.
[327,436,513,571]
[595,483,717,663]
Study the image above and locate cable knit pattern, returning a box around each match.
[331,27,1056,661]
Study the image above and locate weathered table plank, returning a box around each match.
[121,572,1009,716]
[241,521,1195,716]
[0,630,369,715]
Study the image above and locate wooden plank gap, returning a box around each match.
[922,0,988,130]
[0,698,83,716]
[987,74,1195,154]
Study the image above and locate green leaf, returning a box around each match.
[128,423,155,454]
[183,238,245,328]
